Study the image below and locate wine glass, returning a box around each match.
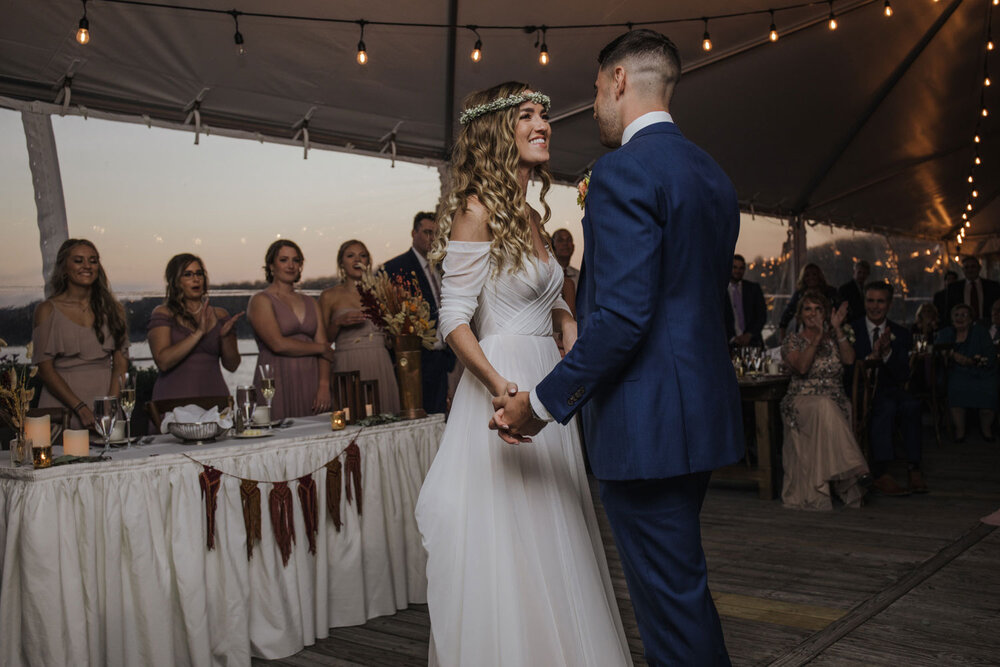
[120,372,136,447]
[258,364,276,427]
[93,396,119,456]
[235,385,256,434]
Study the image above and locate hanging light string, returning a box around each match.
[954,0,994,248]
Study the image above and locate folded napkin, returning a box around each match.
[160,405,234,434]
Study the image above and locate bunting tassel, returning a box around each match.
[326,459,343,531]
[344,441,363,515]
[297,474,319,555]
[240,479,262,560]
[269,482,296,566]
[198,466,224,550]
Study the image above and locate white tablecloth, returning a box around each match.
[0,414,445,666]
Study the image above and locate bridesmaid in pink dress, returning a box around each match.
[248,240,335,419]
[147,253,243,401]
[32,239,129,429]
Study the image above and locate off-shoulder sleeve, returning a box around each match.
[552,296,572,316]
[147,311,173,332]
[31,314,56,364]
[438,241,491,340]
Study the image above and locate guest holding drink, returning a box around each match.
[780,290,870,510]
[936,303,998,441]
[319,240,400,415]
[148,253,243,400]
[32,239,129,428]
[248,240,334,419]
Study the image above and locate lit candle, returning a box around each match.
[63,429,90,457]
[343,406,351,422]
[331,410,346,431]
[24,415,50,449]
[365,403,374,417]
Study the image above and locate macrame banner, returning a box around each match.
[269,481,296,566]
[297,474,319,555]
[198,465,223,550]
[326,459,343,532]
[240,479,262,560]
[344,441,363,515]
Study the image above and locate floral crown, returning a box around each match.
[459,91,551,125]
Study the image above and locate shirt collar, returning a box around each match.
[866,317,888,335]
[412,247,430,271]
[621,111,674,146]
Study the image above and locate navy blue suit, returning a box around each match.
[851,318,922,466]
[382,248,455,414]
[536,122,742,666]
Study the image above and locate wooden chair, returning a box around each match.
[361,379,381,417]
[906,350,944,447]
[851,359,878,459]
[146,395,233,431]
[331,371,362,423]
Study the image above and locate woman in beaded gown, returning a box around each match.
[780,290,870,510]
[319,240,400,415]
[414,82,631,667]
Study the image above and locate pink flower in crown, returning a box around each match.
[576,172,591,210]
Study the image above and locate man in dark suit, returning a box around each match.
[837,259,871,324]
[945,256,1000,324]
[725,253,767,347]
[382,211,456,414]
[933,270,958,324]
[851,281,926,495]
[493,29,741,665]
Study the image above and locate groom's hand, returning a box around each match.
[489,391,545,444]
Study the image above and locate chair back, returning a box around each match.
[850,360,875,458]
[146,395,234,431]
[361,379,381,417]
[331,371,362,423]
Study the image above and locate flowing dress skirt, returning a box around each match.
[415,334,632,667]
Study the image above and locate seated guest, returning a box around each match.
[319,240,400,415]
[932,270,958,326]
[945,255,1000,324]
[990,301,1000,342]
[911,303,939,338]
[383,211,456,414]
[909,302,940,395]
[32,239,129,428]
[778,263,839,341]
[936,303,998,442]
[725,253,767,347]
[148,253,242,401]
[853,282,925,495]
[248,240,335,419]
[780,291,869,510]
[837,259,871,324]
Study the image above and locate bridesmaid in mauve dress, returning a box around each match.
[147,253,243,401]
[319,240,400,415]
[32,239,129,429]
[248,240,335,420]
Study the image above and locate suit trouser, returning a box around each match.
[599,472,731,667]
[869,386,922,465]
[420,349,454,415]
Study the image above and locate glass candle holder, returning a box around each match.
[331,410,346,431]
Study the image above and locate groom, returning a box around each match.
[491,29,743,665]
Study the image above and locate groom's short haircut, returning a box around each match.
[597,29,682,94]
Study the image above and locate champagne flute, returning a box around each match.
[93,396,119,456]
[258,364,275,427]
[235,385,256,434]
[120,372,136,447]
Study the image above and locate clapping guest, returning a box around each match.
[319,240,400,415]
[778,263,839,342]
[945,256,1000,324]
[780,290,870,510]
[148,253,242,401]
[32,239,129,428]
[248,240,335,419]
[936,303,998,442]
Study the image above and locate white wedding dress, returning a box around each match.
[415,241,632,667]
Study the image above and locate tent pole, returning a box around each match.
[442,0,458,156]
[21,110,68,297]
[790,215,807,285]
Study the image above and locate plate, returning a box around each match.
[234,430,273,439]
[107,436,139,446]
[250,419,284,428]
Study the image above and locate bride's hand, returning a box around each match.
[491,380,518,400]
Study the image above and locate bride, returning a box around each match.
[415,82,632,666]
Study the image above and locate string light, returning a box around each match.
[828,1,838,30]
[231,11,246,57]
[469,27,482,62]
[702,18,713,51]
[883,1,893,18]
[538,27,549,65]
[76,0,90,45]
[975,155,982,165]
[769,10,779,42]
[356,20,367,65]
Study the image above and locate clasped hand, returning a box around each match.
[488,381,546,445]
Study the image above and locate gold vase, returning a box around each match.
[394,335,427,420]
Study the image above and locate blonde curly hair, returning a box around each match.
[429,81,552,274]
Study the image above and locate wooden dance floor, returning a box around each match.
[254,432,1000,667]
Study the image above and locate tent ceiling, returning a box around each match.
[1,0,996,241]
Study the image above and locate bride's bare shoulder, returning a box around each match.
[450,196,491,242]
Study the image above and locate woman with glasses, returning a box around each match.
[148,253,243,400]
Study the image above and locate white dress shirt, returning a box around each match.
[964,279,984,318]
[865,317,892,362]
[413,248,446,350]
[728,280,745,337]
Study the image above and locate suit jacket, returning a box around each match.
[932,288,949,324]
[850,317,913,391]
[837,280,865,324]
[536,122,744,480]
[724,279,767,346]
[945,278,1000,323]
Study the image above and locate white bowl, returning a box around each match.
[167,422,223,443]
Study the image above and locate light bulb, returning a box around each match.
[539,44,549,65]
[357,41,367,65]
[829,17,838,30]
[962,213,968,219]
[884,1,893,17]
[969,175,974,183]
[702,34,713,51]
[983,107,989,117]
[973,190,979,198]
[471,39,482,62]
[987,76,992,87]
[967,203,973,211]
[989,41,995,51]
[975,156,982,165]
[769,24,779,42]
[966,221,971,227]
[76,17,90,45]
[975,134,981,143]
[234,31,245,56]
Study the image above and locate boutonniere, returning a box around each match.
[841,324,856,344]
[576,171,591,210]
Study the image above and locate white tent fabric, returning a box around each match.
[0,0,996,240]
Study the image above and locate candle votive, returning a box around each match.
[343,406,351,423]
[365,403,374,418]
[32,439,53,469]
[63,429,90,457]
[331,410,346,431]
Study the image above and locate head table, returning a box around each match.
[0,414,445,666]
